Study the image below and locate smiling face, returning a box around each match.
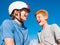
[36,13,48,26]
[20,10,29,21]
[13,9,29,22]
[35,10,48,26]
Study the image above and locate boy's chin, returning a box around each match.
[39,23,43,26]
[23,18,27,21]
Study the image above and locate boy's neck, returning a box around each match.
[14,19,22,26]
[42,22,48,30]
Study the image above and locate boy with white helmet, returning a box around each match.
[2,1,30,45]
[35,9,60,45]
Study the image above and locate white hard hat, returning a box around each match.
[8,1,29,15]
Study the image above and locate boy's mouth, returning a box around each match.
[37,20,41,24]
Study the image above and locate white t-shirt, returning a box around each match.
[38,24,60,45]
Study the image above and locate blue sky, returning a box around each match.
[0,0,60,40]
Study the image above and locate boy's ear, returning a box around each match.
[44,16,48,19]
[14,10,19,16]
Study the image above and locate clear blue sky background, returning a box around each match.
[0,0,60,40]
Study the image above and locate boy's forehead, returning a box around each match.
[36,13,48,17]
[36,13,42,16]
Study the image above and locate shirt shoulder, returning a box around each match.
[2,19,14,27]
[2,19,12,24]
[51,24,59,28]
[2,19,14,33]
[51,24,60,31]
